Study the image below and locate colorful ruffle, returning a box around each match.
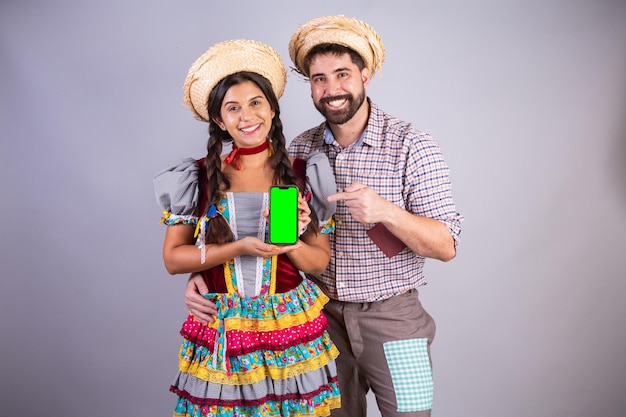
[160,211,199,226]
[173,379,340,417]
[319,216,335,235]
[170,278,340,416]
[180,313,329,354]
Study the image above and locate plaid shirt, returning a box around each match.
[289,100,463,302]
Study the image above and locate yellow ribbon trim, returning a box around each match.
[193,215,205,238]
[198,294,328,332]
[159,210,170,224]
[179,344,339,386]
[223,260,235,294]
[223,255,278,296]
[269,255,277,295]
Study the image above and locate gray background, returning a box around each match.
[1,0,625,416]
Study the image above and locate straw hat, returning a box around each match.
[183,39,287,122]
[288,15,385,78]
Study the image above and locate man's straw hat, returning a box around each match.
[183,39,287,122]
[288,15,385,78]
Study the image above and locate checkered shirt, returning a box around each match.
[289,100,463,302]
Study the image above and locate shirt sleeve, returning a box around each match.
[404,132,463,248]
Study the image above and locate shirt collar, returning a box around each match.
[324,126,366,148]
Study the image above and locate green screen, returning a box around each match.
[269,186,298,244]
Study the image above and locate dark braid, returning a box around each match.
[202,71,319,244]
[201,77,237,244]
[203,123,234,244]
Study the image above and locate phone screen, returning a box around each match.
[269,185,299,244]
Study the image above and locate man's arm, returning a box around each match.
[328,183,456,261]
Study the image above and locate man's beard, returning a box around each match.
[314,90,366,125]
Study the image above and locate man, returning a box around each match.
[185,15,463,417]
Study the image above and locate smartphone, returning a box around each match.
[269,185,299,244]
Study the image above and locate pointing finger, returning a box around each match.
[327,191,354,202]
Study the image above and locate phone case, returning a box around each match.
[269,185,299,244]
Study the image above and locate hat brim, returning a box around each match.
[183,39,287,122]
[288,15,385,78]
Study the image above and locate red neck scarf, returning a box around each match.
[223,140,271,170]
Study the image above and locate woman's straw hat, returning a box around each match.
[288,15,385,78]
[183,39,287,122]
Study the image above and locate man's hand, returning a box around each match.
[327,183,389,224]
[185,273,217,324]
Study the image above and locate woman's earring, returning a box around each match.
[212,118,226,131]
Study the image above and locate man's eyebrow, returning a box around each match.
[310,67,352,78]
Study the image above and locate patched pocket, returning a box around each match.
[383,338,433,412]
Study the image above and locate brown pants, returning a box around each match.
[324,290,436,417]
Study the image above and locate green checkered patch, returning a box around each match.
[383,338,433,412]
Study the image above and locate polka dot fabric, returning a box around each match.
[170,278,341,416]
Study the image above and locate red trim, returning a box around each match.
[224,140,270,170]
[170,376,339,407]
[180,313,330,354]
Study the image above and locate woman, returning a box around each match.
[154,39,340,417]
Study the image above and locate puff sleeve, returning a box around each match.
[304,151,337,233]
[154,158,201,225]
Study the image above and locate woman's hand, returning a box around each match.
[297,193,312,237]
[237,236,301,258]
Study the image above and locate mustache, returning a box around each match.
[319,94,352,105]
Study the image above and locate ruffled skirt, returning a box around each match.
[170,278,341,416]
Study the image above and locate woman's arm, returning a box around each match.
[162,224,299,275]
[285,232,330,276]
[162,224,238,274]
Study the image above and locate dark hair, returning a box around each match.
[202,71,317,243]
[304,43,366,74]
